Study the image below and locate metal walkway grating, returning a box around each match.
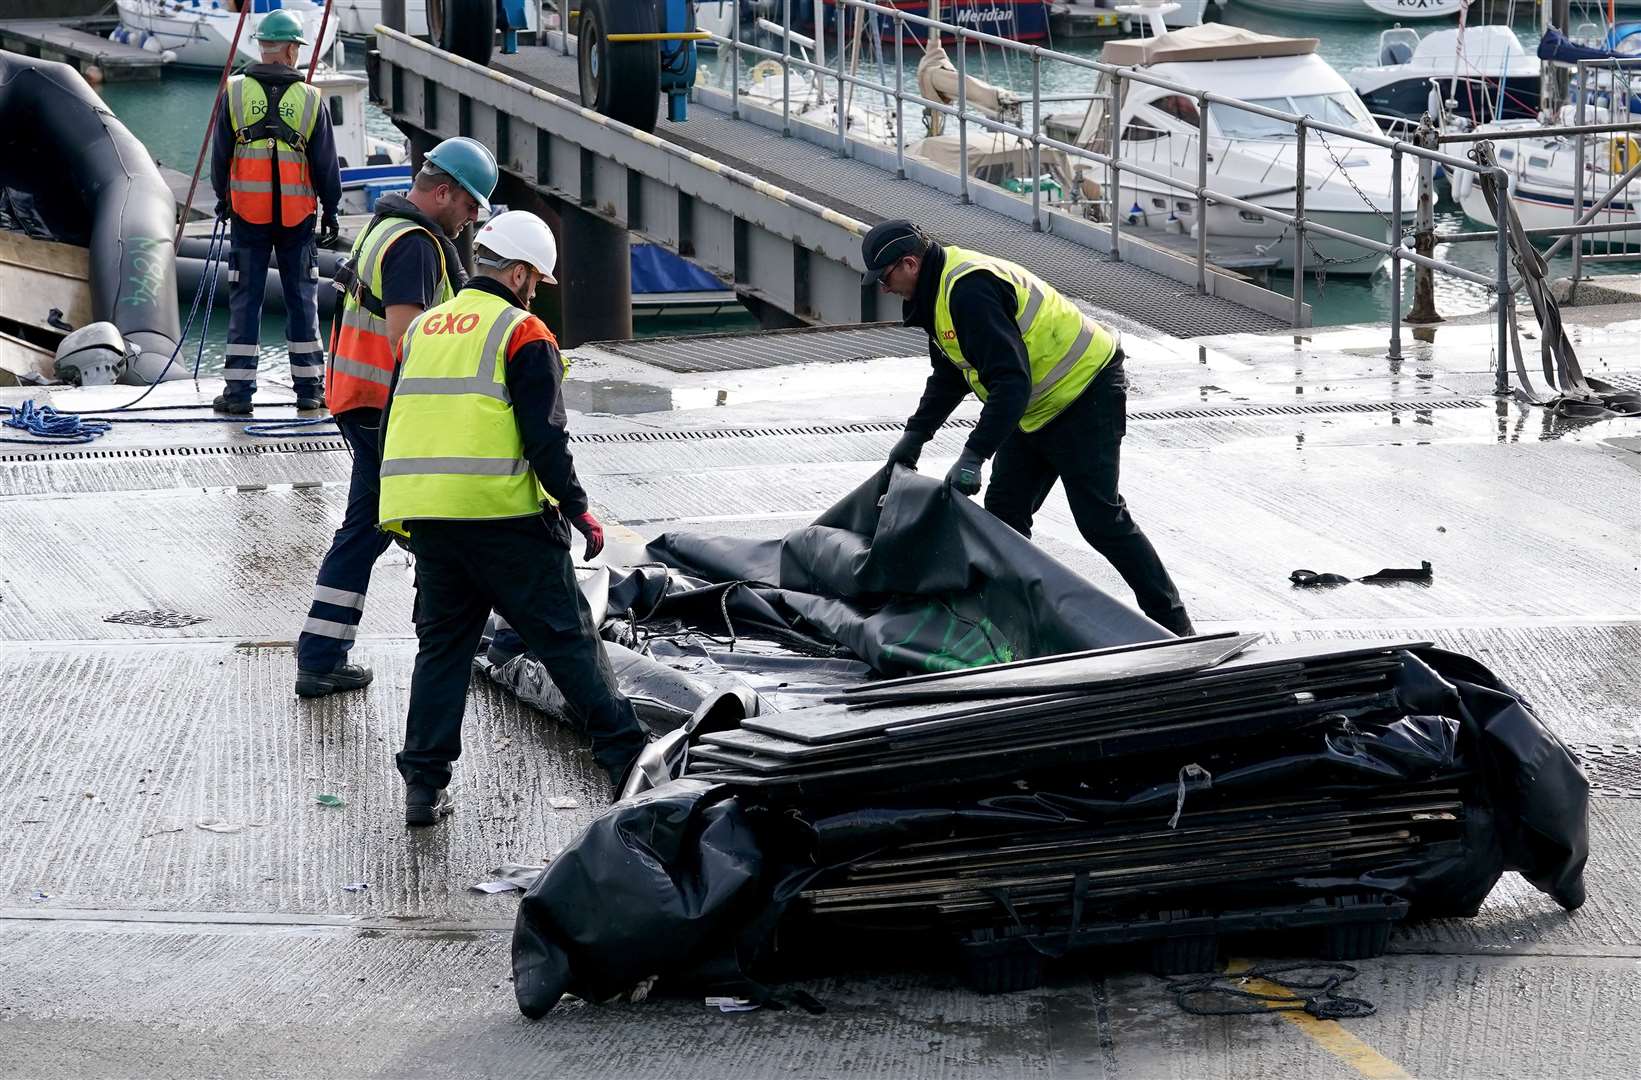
[493,49,1286,340]
[592,324,928,372]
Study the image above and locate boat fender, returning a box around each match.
[54,321,138,387]
[1612,135,1641,176]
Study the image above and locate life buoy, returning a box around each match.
[748,59,783,84]
[1610,135,1641,175]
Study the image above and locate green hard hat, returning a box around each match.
[424,136,498,211]
[254,10,309,45]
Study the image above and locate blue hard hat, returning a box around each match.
[423,136,498,211]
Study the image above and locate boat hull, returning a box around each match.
[1458,181,1641,252]
[1238,0,1463,19]
[113,1,340,71]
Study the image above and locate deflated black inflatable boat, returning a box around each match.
[0,51,181,383]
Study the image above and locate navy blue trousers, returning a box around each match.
[295,410,394,673]
[224,216,324,402]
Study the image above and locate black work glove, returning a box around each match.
[214,197,230,222]
[317,213,340,248]
[945,447,984,497]
[886,428,928,470]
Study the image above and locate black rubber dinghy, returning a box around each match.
[0,51,181,383]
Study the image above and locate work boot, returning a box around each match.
[295,396,325,411]
[294,663,374,698]
[212,393,252,416]
[405,784,453,827]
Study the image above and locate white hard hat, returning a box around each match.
[474,210,557,283]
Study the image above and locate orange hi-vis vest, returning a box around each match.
[325,215,454,416]
[226,74,321,227]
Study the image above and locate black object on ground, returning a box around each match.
[1168,961,1378,1020]
[1291,561,1434,587]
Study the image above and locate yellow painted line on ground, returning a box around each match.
[1226,960,1413,1080]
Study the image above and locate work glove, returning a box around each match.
[945,447,985,497]
[886,428,928,471]
[214,197,230,222]
[570,510,605,560]
[317,213,340,248]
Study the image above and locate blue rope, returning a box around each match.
[3,218,340,445]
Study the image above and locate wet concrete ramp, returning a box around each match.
[3,298,1639,1077]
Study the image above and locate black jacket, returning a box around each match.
[900,244,1033,460]
[211,63,342,223]
[462,276,589,524]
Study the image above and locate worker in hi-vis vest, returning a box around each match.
[863,219,1194,637]
[208,9,340,415]
[378,210,645,827]
[293,137,496,700]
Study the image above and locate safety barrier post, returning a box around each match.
[1031,52,1042,231]
[837,0,848,156]
[1495,166,1511,397]
[1389,147,1403,360]
[730,9,740,120]
[957,28,969,204]
[781,0,791,136]
[1195,91,1209,293]
[1107,72,1121,261]
[895,11,906,178]
[1292,118,1306,328]
[1572,67,1587,285]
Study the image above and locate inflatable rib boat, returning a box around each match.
[0,51,181,383]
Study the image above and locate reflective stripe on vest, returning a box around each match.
[324,216,454,416]
[378,290,543,536]
[932,245,1117,433]
[226,75,321,227]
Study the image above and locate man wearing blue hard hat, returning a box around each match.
[293,136,499,700]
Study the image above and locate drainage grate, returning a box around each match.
[1566,742,1641,799]
[568,399,1485,445]
[592,324,928,373]
[104,610,209,629]
[0,439,348,464]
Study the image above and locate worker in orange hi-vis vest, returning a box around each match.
[208,9,340,415]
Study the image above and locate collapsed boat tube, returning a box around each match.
[0,52,181,383]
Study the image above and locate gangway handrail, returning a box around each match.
[709,0,1641,392]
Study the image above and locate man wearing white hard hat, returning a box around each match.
[378,210,644,826]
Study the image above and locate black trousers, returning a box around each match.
[983,355,1193,635]
[397,516,645,788]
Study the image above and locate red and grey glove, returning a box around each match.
[570,510,605,560]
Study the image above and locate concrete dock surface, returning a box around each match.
[1,302,1638,1078]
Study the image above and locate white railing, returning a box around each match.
[709,0,1641,391]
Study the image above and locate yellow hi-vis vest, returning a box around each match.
[932,246,1118,432]
[378,288,548,536]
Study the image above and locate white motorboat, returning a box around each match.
[1451,111,1641,251]
[1236,0,1465,19]
[1048,23,1416,273]
[112,0,340,71]
[1115,0,1226,30]
[1349,25,1541,128]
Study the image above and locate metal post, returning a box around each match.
[781,0,791,137]
[957,29,969,204]
[1031,52,1042,230]
[1407,118,1441,323]
[837,0,848,156]
[1195,92,1208,293]
[1292,119,1306,328]
[1572,68,1587,285]
[730,9,741,119]
[1495,168,1510,397]
[558,0,568,55]
[1388,147,1403,360]
[894,12,905,178]
[1107,74,1121,261]
[383,0,405,32]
